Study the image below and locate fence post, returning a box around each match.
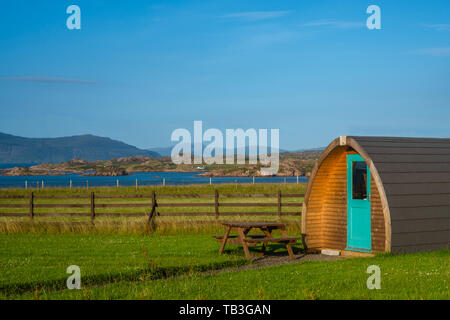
[116,179,119,188]
[86,180,89,189]
[297,175,299,184]
[90,192,95,222]
[277,189,282,220]
[136,179,138,191]
[29,192,34,220]
[214,189,219,220]
[148,190,157,231]
[42,180,44,189]
[25,180,28,190]
[70,179,72,189]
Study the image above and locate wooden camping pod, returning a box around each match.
[302,136,450,254]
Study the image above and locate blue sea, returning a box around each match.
[0,164,308,188]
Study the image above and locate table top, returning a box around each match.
[222,221,286,228]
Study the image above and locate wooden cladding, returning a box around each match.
[305,136,450,254]
[304,146,386,253]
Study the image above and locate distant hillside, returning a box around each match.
[147,145,291,157]
[0,132,160,163]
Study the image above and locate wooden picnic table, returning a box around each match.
[214,221,300,260]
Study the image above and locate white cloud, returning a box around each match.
[411,47,450,56]
[222,11,292,21]
[298,20,364,29]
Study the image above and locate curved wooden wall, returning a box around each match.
[304,146,386,252]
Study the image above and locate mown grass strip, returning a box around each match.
[23,250,448,300]
[0,234,254,298]
[1,258,249,298]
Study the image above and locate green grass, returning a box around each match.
[16,249,449,300]
[0,183,307,196]
[0,234,251,298]
[1,233,448,300]
[1,184,447,300]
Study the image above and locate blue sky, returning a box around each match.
[0,0,449,150]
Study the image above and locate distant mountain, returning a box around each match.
[148,145,291,157]
[291,147,325,152]
[0,132,160,163]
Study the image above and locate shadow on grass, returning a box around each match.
[1,252,249,298]
[222,243,304,259]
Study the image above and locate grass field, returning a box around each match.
[32,250,450,300]
[0,183,307,197]
[1,233,447,300]
[0,234,252,299]
[0,184,448,300]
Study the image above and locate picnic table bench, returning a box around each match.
[213,221,300,260]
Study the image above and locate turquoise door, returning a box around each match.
[346,154,371,252]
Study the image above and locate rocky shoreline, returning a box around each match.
[0,152,319,177]
[195,171,310,178]
[0,166,202,177]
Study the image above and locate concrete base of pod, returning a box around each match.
[321,249,340,256]
[307,248,375,258]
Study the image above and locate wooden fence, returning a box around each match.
[0,191,304,223]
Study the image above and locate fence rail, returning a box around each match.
[0,191,304,223]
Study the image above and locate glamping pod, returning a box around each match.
[302,136,450,254]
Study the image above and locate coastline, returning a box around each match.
[0,169,204,177]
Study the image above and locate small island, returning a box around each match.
[0,150,321,177]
